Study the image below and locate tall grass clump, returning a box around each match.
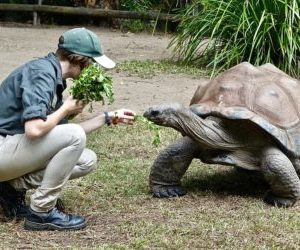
[170,0,300,77]
[119,0,191,33]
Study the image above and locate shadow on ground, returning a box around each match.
[182,166,268,198]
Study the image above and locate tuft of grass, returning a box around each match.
[80,123,179,202]
[171,0,300,77]
[118,59,209,78]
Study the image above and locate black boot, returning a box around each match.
[24,207,86,231]
[0,182,29,219]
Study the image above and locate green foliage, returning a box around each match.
[120,19,155,33]
[119,0,156,32]
[120,0,154,12]
[118,59,208,78]
[135,115,161,146]
[120,0,191,13]
[171,0,300,77]
[70,64,114,109]
[118,0,183,33]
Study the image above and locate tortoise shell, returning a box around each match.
[190,62,300,156]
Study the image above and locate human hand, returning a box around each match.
[63,96,87,116]
[108,109,136,125]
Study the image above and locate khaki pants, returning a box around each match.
[0,124,97,212]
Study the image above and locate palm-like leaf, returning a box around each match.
[170,0,300,77]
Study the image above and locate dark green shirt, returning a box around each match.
[0,52,65,135]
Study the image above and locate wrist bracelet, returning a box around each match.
[104,112,112,126]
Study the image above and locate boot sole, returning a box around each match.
[24,219,87,231]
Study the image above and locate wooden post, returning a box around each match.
[0,4,177,22]
[33,0,42,26]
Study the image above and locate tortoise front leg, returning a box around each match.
[261,147,300,208]
[150,136,201,198]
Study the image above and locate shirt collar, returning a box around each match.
[46,52,64,88]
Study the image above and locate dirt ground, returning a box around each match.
[0,25,206,117]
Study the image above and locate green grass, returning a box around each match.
[65,123,300,248]
[1,123,299,248]
[1,53,300,246]
[117,59,209,79]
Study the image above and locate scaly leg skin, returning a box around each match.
[261,147,300,208]
[150,136,201,198]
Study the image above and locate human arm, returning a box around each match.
[78,108,136,134]
[25,96,85,140]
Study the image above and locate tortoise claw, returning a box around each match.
[264,192,296,208]
[152,185,187,198]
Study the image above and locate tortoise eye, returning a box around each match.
[150,110,160,117]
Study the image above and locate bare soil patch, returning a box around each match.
[0,25,205,116]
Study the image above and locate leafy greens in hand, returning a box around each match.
[69,64,114,111]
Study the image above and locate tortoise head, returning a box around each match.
[143,103,185,128]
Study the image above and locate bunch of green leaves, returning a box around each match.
[120,0,190,13]
[120,0,153,12]
[70,64,114,111]
[135,115,161,146]
[119,0,174,33]
[170,0,300,78]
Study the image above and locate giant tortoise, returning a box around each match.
[144,62,300,208]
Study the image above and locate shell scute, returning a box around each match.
[190,62,300,155]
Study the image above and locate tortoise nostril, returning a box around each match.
[150,110,160,117]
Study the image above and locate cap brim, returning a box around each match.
[94,55,116,69]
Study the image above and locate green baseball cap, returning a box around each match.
[58,27,115,69]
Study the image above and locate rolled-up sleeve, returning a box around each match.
[21,68,55,122]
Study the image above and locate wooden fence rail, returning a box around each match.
[0,3,178,23]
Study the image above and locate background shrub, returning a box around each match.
[170,0,300,77]
[0,0,189,31]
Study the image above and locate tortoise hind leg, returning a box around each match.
[261,147,300,208]
[150,136,201,198]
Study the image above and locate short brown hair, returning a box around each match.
[55,48,93,70]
